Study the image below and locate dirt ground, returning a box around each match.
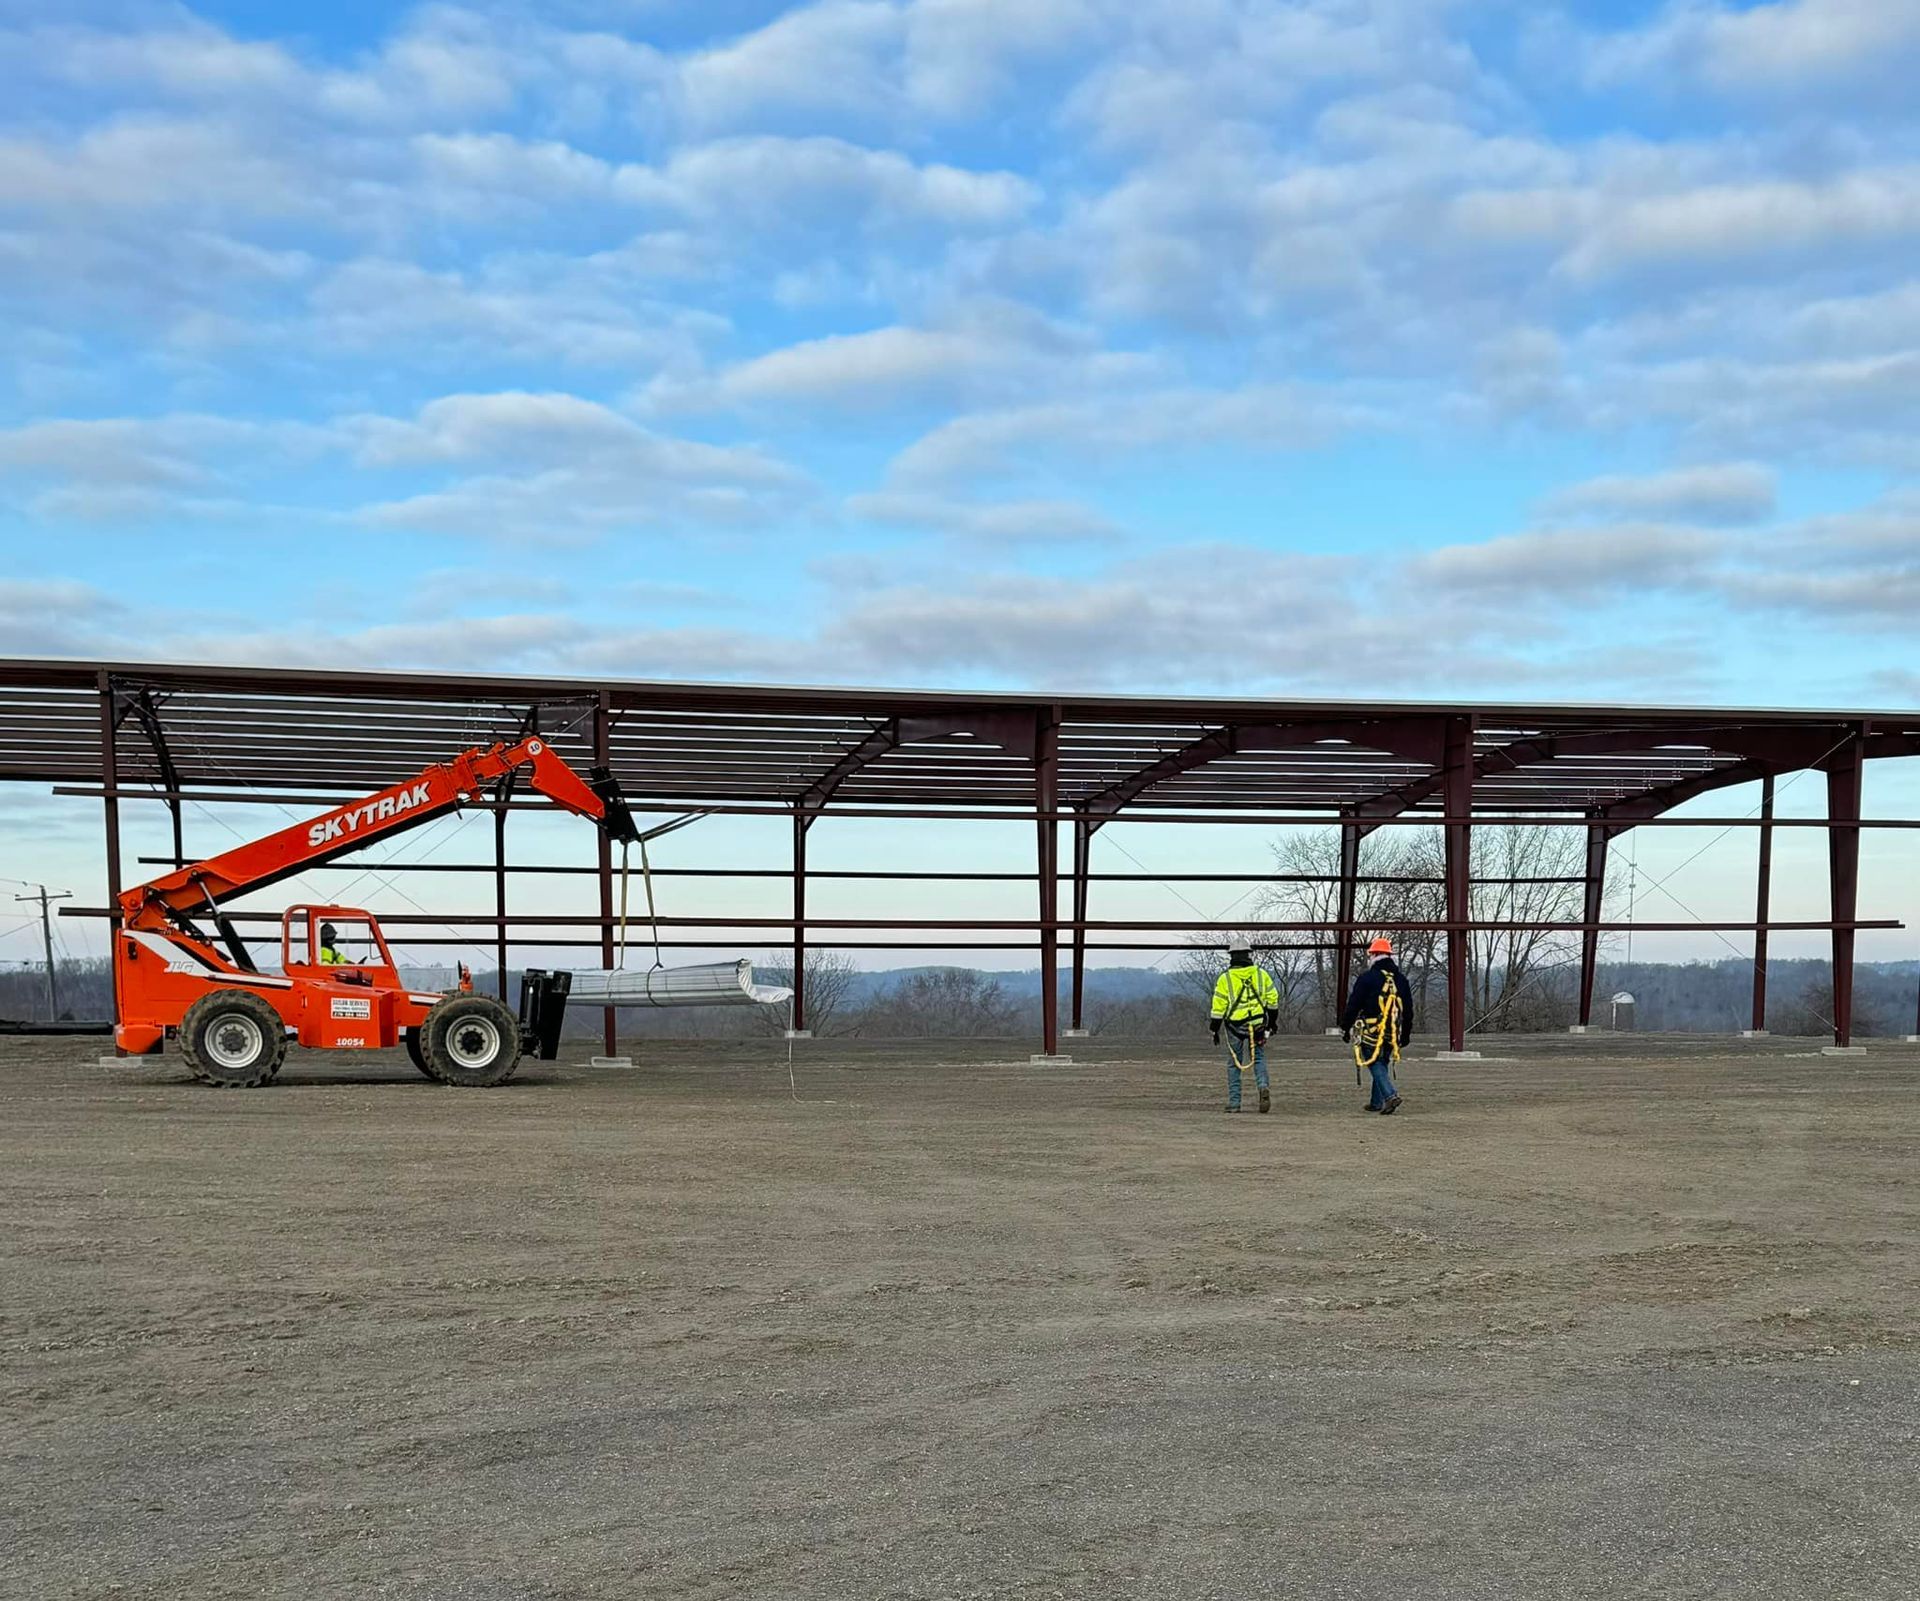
[5,1029,1919,1600]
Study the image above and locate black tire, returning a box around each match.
[404,1027,442,1082]
[422,994,522,1087]
[180,989,287,1088]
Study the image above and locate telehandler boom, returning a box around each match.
[112,737,638,1087]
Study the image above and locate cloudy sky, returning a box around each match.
[3,0,1919,981]
[1,0,1917,704]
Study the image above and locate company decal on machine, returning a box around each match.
[307,782,434,847]
[330,997,373,1020]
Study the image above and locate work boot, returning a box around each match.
[1223,1102,1238,1114]
[1257,1087,1271,1114]
[1380,1095,1403,1116]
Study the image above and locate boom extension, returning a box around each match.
[119,737,638,930]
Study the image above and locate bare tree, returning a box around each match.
[1242,823,1595,1035]
[755,949,862,1036]
[1780,976,1880,1038]
[858,968,1019,1037]
[1459,825,1589,1032]
[1260,830,1445,1030]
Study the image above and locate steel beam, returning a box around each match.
[1069,815,1091,1032]
[1335,818,1360,1013]
[792,812,808,1033]
[593,690,616,1057]
[1081,715,1446,822]
[1826,730,1866,1047]
[1036,709,1060,1056]
[796,710,1040,815]
[1577,820,1608,1028]
[1753,774,1775,1033]
[97,671,123,1032]
[1443,716,1474,1053]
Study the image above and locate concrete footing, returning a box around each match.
[783,1029,812,1040]
[1323,1027,1344,1038]
[1740,1029,1769,1038]
[1433,1050,1482,1062]
[589,1055,634,1068]
[95,1055,123,1067]
[1029,1054,1073,1066]
[1906,1035,1920,1045]
[1063,1028,1089,1039]
[1566,1025,1589,1035]
[1821,1046,1868,1058]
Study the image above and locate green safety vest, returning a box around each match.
[1211,963,1279,1024]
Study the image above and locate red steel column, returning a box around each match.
[1826,730,1865,1047]
[494,801,511,1002]
[1069,815,1091,1032]
[1577,819,1609,1027]
[593,690,617,1057]
[1036,709,1060,1056]
[792,813,809,1033]
[1335,817,1360,1015]
[1752,774,1775,1033]
[1443,716,1474,1053]
[97,671,124,1033]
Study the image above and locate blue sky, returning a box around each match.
[2,0,1919,975]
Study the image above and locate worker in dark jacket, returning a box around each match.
[1341,937,1409,1114]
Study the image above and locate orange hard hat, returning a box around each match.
[1367,937,1393,956]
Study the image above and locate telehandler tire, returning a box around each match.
[422,994,522,1087]
[180,989,287,1088]
[404,1027,443,1082]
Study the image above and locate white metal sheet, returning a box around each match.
[564,959,792,1009]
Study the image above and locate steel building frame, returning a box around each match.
[1,658,1916,1054]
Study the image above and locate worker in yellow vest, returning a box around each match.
[1210,944,1280,1113]
[1341,936,1409,1114]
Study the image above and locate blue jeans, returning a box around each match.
[1223,1026,1268,1107]
[1366,1056,1398,1108]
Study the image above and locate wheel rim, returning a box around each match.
[207,1014,264,1069]
[447,1016,502,1069]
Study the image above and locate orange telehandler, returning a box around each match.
[112,736,638,1088]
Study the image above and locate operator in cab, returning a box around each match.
[318,921,349,965]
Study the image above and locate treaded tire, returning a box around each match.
[422,994,522,1087]
[404,1027,443,1082]
[180,989,287,1088]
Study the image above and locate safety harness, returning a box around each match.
[1219,968,1268,1076]
[1352,970,1405,1071]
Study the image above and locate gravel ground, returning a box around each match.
[5,1030,1919,1599]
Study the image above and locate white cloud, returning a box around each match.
[308,257,725,370]
[351,390,796,479]
[345,391,811,542]
[848,490,1120,545]
[1588,0,1920,100]
[679,1,902,129]
[655,304,1140,412]
[888,384,1368,483]
[689,326,991,406]
[1537,464,1776,525]
[656,135,1036,231]
[1416,523,1727,598]
[1555,170,1920,283]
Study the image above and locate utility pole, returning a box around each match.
[14,885,71,1020]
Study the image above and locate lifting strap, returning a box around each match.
[615,841,631,970]
[640,837,664,971]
